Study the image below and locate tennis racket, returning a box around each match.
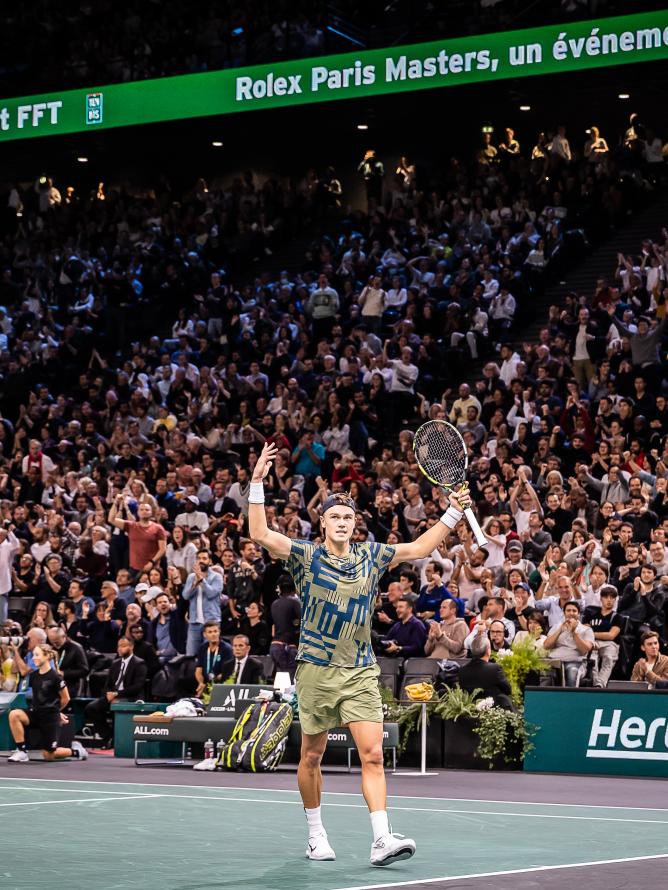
[412,419,487,548]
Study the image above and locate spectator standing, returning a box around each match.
[270,575,301,677]
[359,276,386,335]
[306,274,339,342]
[148,591,186,663]
[46,626,89,697]
[109,498,167,575]
[0,526,20,623]
[182,549,223,655]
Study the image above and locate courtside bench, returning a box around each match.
[130,684,399,769]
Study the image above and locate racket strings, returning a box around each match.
[413,424,467,488]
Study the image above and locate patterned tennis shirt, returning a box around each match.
[286,540,395,668]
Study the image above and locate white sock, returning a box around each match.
[370,809,390,841]
[305,806,325,838]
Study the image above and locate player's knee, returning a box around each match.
[301,748,324,770]
[43,751,55,761]
[360,743,384,768]
[8,709,22,723]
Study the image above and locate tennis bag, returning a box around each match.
[217,700,293,772]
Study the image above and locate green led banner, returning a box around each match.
[1,10,667,143]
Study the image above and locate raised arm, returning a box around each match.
[248,442,293,560]
[389,489,471,567]
[108,495,128,531]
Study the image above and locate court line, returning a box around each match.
[3,776,668,813]
[0,794,159,809]
[52,789,668,825]
[329,853,668,890]
[0,784,156,796]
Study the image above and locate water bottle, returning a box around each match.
[216,739,224,758]
[204,738,214,760]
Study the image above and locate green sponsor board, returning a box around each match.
[525,688,668,778]
[0,11,667,143]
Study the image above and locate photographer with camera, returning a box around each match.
[10,627,47,689]
[182,549,223,656]
[226,539,264,621]
[1,626,21,691]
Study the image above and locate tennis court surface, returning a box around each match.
[1,762,667,890]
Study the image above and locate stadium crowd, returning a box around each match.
[1,113,667,750]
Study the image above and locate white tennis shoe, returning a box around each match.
[7,750,29,763]
[71,741,88,760]
[370,833,416,866]
[193,758,217,771]
[306,832,336,861]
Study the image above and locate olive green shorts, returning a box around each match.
[295,661,383,736]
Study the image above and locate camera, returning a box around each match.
[0,636,24,646]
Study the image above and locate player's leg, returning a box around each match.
[347,720,386,811]
[298,729,328,808]
[343,666,417,868]
[298,730,335,860]
[295,662,337,861]
[7,709,30,761]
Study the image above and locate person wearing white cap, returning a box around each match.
[175,496,210,532]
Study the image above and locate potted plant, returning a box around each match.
[472,697,536,768]
[382,681,537,770]
[492,638,550,705]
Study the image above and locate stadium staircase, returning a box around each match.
[511,185,668,351]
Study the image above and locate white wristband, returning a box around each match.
[248,482,265,504]
[439,506,463,529]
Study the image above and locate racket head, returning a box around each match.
[412,419,469,490]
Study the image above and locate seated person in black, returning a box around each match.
[195,620,233,697]
[458,633,514,710]
[219,634,264,684]
[84,636,147,748]
[7,644,86,762]
[582,584,624,688]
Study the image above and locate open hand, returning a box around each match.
[252,442,279,483]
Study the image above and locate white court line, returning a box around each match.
[2,776,668,813]
[0,784,154,796]
[0,794,159,809]
[330,853,668,890]
[52,790,667,825]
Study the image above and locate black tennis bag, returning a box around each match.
[217,699,293,772]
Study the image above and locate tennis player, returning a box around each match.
[248,441,471,866]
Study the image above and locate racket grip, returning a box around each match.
[464,507,487,549]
